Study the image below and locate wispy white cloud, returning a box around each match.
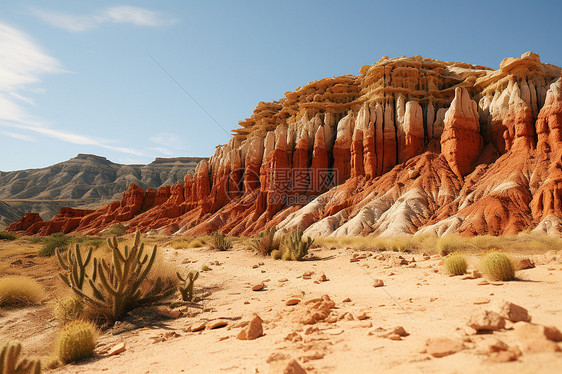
[149,132,186,156]
[30,6,177,32]
[0,22,145,157]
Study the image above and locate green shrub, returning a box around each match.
[480,251,515,281]
[56,232,176,321]
[0,232,16,241]
[250,227,279,256]
[281,251,292,261]
[282,229,314,261]
[103,223,127,237]
[444,253,468,275]
[270,249,282,260]
[201,264,210,271]
[56,320,97,363]
[189,239,205,248]
[38,233,70,257]
[0,341,41,374]
[0,276,45,307]
[210,231,232,251]
[72,236,104,248]
[54,297,84,325]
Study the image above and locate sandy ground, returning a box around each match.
[1,244,562,373]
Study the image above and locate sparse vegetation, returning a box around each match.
[250,227,280,256]
[0,232,16,241]
[0,276,45,307]
[0,341,41,374]
[54,296,84,325]
[171,237,206,249]
[38,233,70,257]
[177,271,199,302]
[444,253,468,275]
[480,251,515,281]
[201,264,210,271]
[210,231,232,251]
[56,232,176,321]
[56,320,97,364]
[282,229,314,261]
[102,223,127,237]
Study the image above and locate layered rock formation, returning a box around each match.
[8,52,562,237]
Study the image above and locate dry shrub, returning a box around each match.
[0,276,45,307]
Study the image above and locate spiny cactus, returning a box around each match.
[270,249,282,260]
[283,229,314,261]
[177,271,199,302]
[0,342,40,374]
[444,253,468,275]
[480,251,515,281]
[56,320,97,364]
[211,231,232,251]
[57,231,176,321]
[54,296,84,325]
[250,227,279,256]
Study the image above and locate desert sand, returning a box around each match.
[2,242,561,373]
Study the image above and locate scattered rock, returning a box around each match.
[252,283,265,291]
[473,297,491,305]
[284,332,303,342]
[342,298,352,303]
[190,321,206,332]
[268,358,307,374]
[517,258,535,270]
[480,337,509,353]
[278,278,289,282]
[237,315,263,340]
[477,280,490,286]
[488,350,519,363]
[467,310,506,331]
[300,351,325,362]
[207,320,228,330]
[107,343,126,356]
[286,298,301,306]
[514,322,562,342]
[495,301,531,323]
[370,326,409,339]
[317,273,328,282]
[426,337,464,358]
[157,308,182,319]
[294,295,336,325]
[373,279,384,287]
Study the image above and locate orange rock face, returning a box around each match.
[7,52,562,238]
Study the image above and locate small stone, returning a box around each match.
[252,283,265,291]
[317,273,328,282]
[190,321,206,332]
[268,358,307,374]
[488,350,518,363]
[107,343,126,356]
[481,337,509,353]
[286,298,301,306]
[373,279,384,287]
[518,258,535,270]
[467,310,506,331]
[207,320,228,330]
[252,264,259,269]
[477,280,489,286]
[300,351,325,362]
[426,337,464,358]
[387,333,401,341]
[278,278,289,282]
[284,332,303,342]
[495,301,531,323]
[158,308,182,319]
[342,298,351,303]
[473,297,491,305]
[244,301,250,305]
[237,315,263,340]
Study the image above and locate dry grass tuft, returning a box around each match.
[0,276,45,307]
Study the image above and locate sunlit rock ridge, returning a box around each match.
[8,52,562,237]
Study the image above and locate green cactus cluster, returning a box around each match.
[443,253,468,275]
[282,229,314,261]
[480,251,515,281]
[177,271,199,302]
[54,296,84,325]
[0,342,40,374]
[56,231,176,321]
[56,320,97,364]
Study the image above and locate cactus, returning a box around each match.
[283,229,314,261]
[444,253,468,275]
[210,231,232,251]
[480,251,515,281]
[270,249,282,260]
[177,271,199,302]
[56,320,97,364]
[54,296,84,325]
[56,231,176,321]
[0,342,40,374]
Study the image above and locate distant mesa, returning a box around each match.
[7,52,562,237]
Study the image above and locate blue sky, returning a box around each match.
[0,0,561,171]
